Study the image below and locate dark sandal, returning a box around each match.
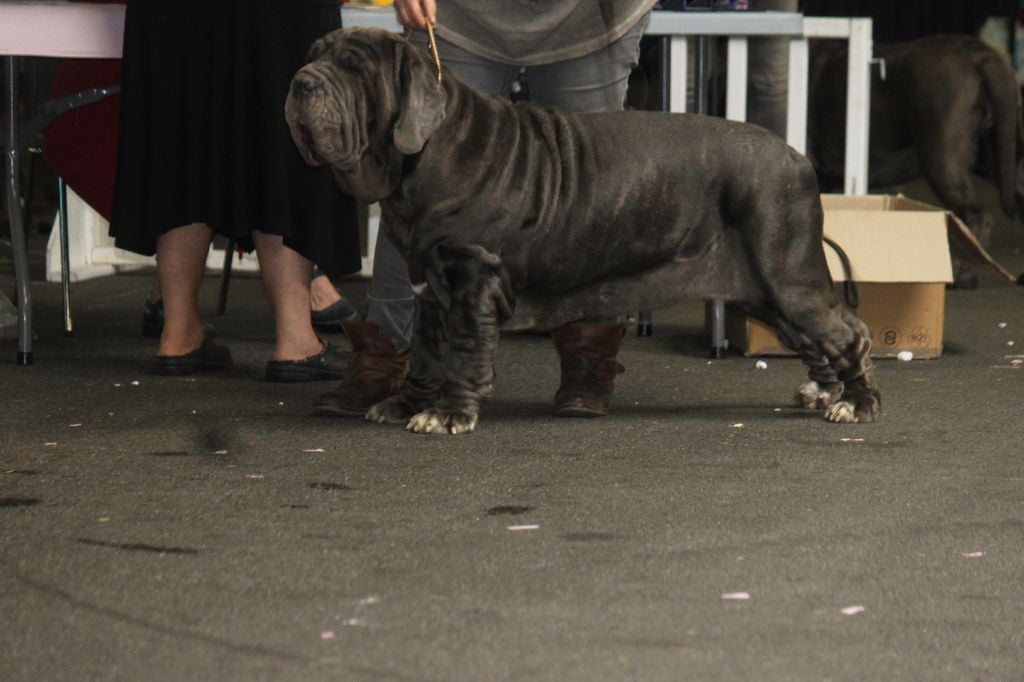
[149,335,232,376]
[311,268,359,333]
[265,339,351,383]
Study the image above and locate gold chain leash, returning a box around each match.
[425,20,442,83]
[403,20,443,84]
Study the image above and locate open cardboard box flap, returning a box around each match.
[820,194,1015,283]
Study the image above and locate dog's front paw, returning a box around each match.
[823,396,879,424]
[795,381,842,410]
[366,395,418,424]
[406,407,479,435]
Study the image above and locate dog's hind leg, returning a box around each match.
[821,306,881,423]
[774,299,880,423]
[745,159,880,422]
[770,316,844,409]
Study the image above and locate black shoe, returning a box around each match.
[310,268,360,334]
[265,340,351,382]
[149,335,232,376]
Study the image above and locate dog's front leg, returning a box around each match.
[405,267,506,435]
[366,299,447,424]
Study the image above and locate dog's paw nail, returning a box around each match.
[448,417,477,435]
[406,410,449,434]
[824,401,857,423]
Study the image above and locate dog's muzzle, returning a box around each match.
[287,73,329,167]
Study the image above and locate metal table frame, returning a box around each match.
[2,0,125,364]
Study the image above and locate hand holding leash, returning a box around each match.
[393,0,436,31]
[395,0,442,83]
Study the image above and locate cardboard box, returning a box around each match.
[726,194,1014,359]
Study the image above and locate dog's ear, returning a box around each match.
[392,42,446,154]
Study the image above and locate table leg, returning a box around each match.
[5,56,33,364]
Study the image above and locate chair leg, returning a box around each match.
[637,310,653,337]
[57,176,73,336]
[707,299,727,359]
[216,238,235,316]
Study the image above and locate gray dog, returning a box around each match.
[809,34,1022,284]
[286,27,880,435]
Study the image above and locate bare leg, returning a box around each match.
[252,231,322,361]
[310,271,342,311]
[156,223,213,356]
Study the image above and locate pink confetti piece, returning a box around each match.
[841,605,865,616]
[245,473,264,480]
[302,448,326,453]
[960,551,984,558]
[721,592,751,600]
[320,630,336,640]
[507,524,539,531]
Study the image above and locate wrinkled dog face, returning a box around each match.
[285,27,446,202]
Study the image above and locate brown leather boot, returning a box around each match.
[313,321,409,417]
[551,323,626,418]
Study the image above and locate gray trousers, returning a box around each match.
[747,0,800,136]
[367,16,650,349]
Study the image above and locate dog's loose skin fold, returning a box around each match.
[286,27,881,434]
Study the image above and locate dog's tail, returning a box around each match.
[977,48,1020,218]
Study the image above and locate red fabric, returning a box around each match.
[40,0,125,220]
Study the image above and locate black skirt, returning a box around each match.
[109,0,361,278]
